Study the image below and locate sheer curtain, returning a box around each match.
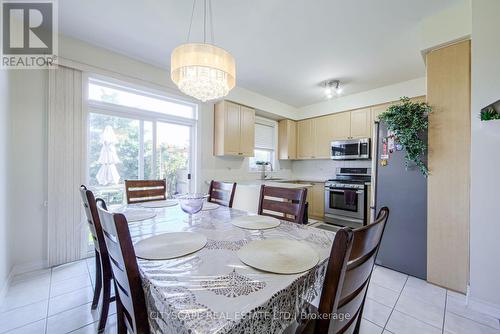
[47,66,87,266]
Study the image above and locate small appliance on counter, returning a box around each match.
[324,168,371,228]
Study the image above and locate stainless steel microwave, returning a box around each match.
[331,138,371,160]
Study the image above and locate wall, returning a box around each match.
[0,70,12,294]
[469,0,500,315]
[296,77,426,119]
[8,70,48,272]
[419,0,471,54]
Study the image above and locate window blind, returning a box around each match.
[255,122,274,150]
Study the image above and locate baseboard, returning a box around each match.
[0,267,14,307]
[467,296,500,319]
[11,259,48,276]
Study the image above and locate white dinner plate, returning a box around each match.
[231,215,280,230]
[202,202,220,211]
[114,207,157,222]
[134,232,207,260]
[237,239,319,274]
[140,199,178,208]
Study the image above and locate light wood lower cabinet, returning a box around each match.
[303,182,324,220]
[214,100,255,157]
[278,119,297,160]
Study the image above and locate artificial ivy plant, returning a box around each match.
[378,97,432,176]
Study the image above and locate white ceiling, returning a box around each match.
[59,0,458,107]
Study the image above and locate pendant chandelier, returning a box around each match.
[171,0,236,102]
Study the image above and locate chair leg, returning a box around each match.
[92,251,102,310]
[97,276,112,333]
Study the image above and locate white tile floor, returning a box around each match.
[1,259,499,334]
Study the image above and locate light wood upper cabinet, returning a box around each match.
[331,112,351,141]
[297,119,315,159]
[278,119,297,160]
[214,100,255,157]
[314,115,335,159]
[371,103,392,123]
[350,108,372,139]
[239,105,255,156]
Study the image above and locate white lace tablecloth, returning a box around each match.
[127,206,336,334]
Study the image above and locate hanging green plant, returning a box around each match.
[379,97,432,176]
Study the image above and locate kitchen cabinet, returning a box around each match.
[314,115,335,159]
[330,112,351,141]
[297,116,336,159]
[427,41,470,293]
[350,108,372,139]
[297,119,315,159]
[309,182,325,220]
[214,100,255,157]
[278,119,297,160]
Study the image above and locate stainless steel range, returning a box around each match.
[324,167,371,228]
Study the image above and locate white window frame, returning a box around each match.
[249,116,278,172]
[85,76,199,194]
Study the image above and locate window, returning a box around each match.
[87,78,197,207]
[249,117,277,171]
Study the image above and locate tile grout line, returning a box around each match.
[441,290,448,334]
[382,275,408,331]
[44,268,53,334]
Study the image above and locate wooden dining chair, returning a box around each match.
[296,207,390,334]
[80,185,114,333]
[208,180,237,207]
[96,199,151,334]
[125,179,167,204]
[258,185,308,224]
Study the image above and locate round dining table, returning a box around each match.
[125,204,336,334]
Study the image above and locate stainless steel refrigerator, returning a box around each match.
[371,121,427,279]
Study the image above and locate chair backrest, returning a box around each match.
[258,185,308,224]
[208,180,237,208]
[80,185,108,259]
[315,207,390,334]
[96,200,149,334]
[125,179,166,204]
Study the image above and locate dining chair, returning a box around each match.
[79,185,114,333]
[125,179,167,204]
[258,185,308,224]
[296,207,390,334]
[208,180,237,207]
[96,199,151,334]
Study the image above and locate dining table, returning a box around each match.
[124,204,336,334]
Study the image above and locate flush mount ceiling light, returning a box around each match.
[171,0,236,102]
[324,80,342,99]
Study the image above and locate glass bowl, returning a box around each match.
[176,193,207,217]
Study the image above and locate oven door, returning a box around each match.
[324,187,365,220]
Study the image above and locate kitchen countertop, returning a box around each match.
[225,180,313,188]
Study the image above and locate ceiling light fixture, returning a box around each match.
[324,80,342,99]
[171,0,236,102]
